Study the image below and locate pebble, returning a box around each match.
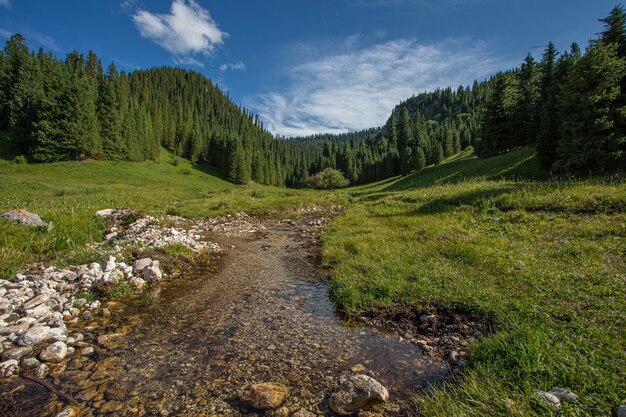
[549,387,578,403]
[537,390,561,409]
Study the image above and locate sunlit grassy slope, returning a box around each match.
[0,148,346,277]
[324,147,625,416]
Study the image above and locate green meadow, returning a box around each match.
[1,147,624,416]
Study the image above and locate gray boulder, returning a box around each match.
[1,209,46,226]
[133,258,153,275]
[143,261,163,283]
[329,374,389,415]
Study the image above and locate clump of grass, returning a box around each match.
[162,243,194,259]
[75,291,96,304]
[103,281,132,299]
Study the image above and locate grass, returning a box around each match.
[0,147,347,277]
[323,149,626,416]
[1,144,624,415]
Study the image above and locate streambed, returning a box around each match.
[2,215,448,416]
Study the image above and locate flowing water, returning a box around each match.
[2,216,449,416]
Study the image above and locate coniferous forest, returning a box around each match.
[1,6,625,187]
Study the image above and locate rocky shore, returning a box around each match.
[0,207,222,384]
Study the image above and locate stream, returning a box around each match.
[2,215,449,416]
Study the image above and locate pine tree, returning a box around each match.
[536,42,560,168]
[516,53,541,145]
[397,107,413,154]
[556,42,626,172]
[415,147,426,171]
[400,146,413,176]
[434,143,444,165]
[478,73,518,156]
[599,5,626,58]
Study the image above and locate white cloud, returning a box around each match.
[0,0,10,8]
[220,62,246,72]
[246,38,510,137]
[132,0,226,65]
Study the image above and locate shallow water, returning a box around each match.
[2,217,448,416]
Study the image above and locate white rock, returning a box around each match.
[46,327,67,343]
[39,341,68,363]
[617,405,626,417]
[0,359,19,377]
[17,326,51,346]
[104,256,116,272]
[95,209,114,217]
[26,304,52,319]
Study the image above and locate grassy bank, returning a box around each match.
[323,150,625,416]
[0,149,346,277]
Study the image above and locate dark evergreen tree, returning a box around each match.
[536,42,560,169]
[555,42,626,172]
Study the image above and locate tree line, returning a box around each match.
[1,5,624,188]
[477,5,626,173]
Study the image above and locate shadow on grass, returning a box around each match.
[191,160,229,181]
[371,183,528,218]
[385,147,541,192]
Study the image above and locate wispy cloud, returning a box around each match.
[0,0,10,8]
[220,61,246,72]
[0,27,59,52]
[349,0,486,8]
[131,0,226,66]
[246,38,510,137]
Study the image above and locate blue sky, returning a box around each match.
[0,0,620,136]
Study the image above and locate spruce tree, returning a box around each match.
[556,42,626,172]
[536,43,560,168]
[599,5,626,58]
[415,147,426,171]
[516,53,541,146]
